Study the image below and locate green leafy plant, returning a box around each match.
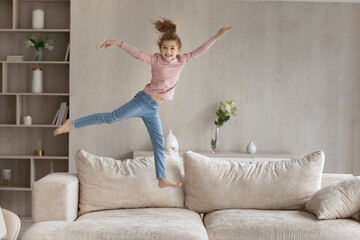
[211,100,238,151]
[24,36,54,51]
[214,100,238,127]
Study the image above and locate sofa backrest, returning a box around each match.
[321,173,353,188]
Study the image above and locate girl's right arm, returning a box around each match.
[100,40,154,65]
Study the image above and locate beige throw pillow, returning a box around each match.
[183,151,324,213]
[76,149,184,216]
[305,176,360,219]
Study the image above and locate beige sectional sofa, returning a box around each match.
[21,150,360,240]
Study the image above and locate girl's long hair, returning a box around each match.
[152,18,182,49]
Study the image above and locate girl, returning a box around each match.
[54,18,231,188]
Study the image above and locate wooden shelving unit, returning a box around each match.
[0,0,70,218]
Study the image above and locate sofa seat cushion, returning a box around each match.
[21,208,208,240]
[204,209,360,240]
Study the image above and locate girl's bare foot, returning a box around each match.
[53,119,74,136]
[158,178,182,188]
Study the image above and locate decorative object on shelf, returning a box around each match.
[31,68,43,93]
[211,100,238,153]
[24,36,54,61]
[1,169,11,186]
[6,56,24,61]
[246,141,257,154]
[34,140,44,156]
[165,130,179,151]
[23,115,32,125]
[50,161,54,173]
[32,9,44,29]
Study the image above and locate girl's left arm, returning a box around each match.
[182,26,231,63]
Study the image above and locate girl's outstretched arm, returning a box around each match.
[101,39,154,65]
[100,40,123,49]
[214,26,232,39]
[182,26,231,63]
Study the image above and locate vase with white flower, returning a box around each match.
[211,100,238,153]
[24,36,54,61]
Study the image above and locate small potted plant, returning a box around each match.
[24,36,54,61]
[211,100,238,153]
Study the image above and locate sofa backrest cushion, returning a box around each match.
[75,149,184,216]
[183,151,324,213]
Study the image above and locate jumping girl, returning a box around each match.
[54,18,231,188]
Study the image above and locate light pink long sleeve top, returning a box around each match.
[120,37,217,100]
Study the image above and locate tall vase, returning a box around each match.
[165,130,179,151]
[211,125,220,153]
[35,47,43,61]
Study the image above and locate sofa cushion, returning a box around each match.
[306,176,360,220]
[21,208,208,240]
[75,149,184,216]
[204,209,360,240]
[183,151,324,213]
[0,207,7,239]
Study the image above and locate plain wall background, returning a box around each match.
[69,0,360,175]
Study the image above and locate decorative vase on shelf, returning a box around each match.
[32,68,43,93]
[246,141,257,154]
[32,9,44,29]
[211,126,220,153]
[165,130,179,151]
[35,47,43,61]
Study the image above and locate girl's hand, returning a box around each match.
[100,40,123,49]
[214,26,232,39]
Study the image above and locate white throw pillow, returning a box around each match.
[306,176,360,219]
[0,207,7,239]
[76,149,184,216]
[183,151,324,213]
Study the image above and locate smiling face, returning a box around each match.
[160,40,181,62]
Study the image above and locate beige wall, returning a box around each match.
[70,0,360,175]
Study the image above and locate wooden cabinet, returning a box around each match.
[0,0,70,218]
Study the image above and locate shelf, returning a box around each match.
[0,155,68,159]
[18,0,70,2]
[0,29,70,32]
[0,0,70,217]
[0,124,60,128]
[0,186,31,191]
[0,61,69,64]
[0,93,69,96]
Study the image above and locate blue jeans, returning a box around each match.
[73,91,166,179]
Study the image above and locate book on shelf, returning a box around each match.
[51,109,59,125]
[61,106,69,124]
[64,43,70,61]
[53,102,68,126]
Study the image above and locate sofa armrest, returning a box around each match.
[32,173,79,223]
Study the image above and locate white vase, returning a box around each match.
[165,130,179,151]
[246,142,257,154]
[32,68,43,93]
[23,116,32,125]
[32,9,44,29]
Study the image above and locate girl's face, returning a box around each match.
[160,40,181,62]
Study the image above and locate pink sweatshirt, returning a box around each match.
[120,37,217,100]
